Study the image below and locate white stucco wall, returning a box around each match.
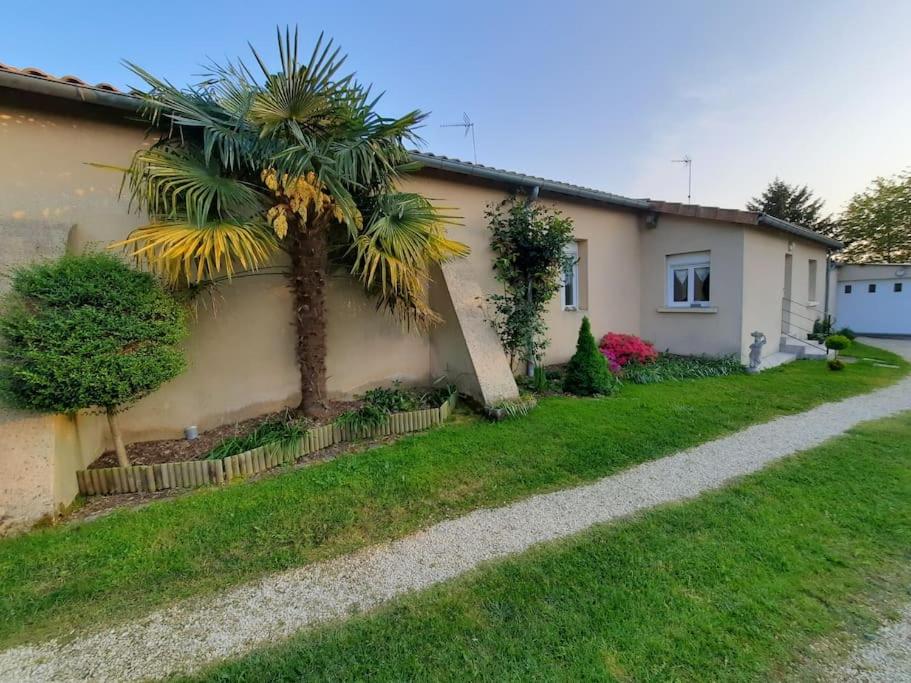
[741,228,829,357]
[639,214,745,358]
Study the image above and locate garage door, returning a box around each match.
[836,279,911,334]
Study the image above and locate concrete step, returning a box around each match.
[754,351,798,371]
[780,335,829,359]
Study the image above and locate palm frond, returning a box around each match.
[247,28,352,137]
[112,221,279,284]
[351,194,467,326]
[124,144,265,226]
[124,62,257,170]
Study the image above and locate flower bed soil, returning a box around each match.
[89,401,359,469]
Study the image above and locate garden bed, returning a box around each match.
[78,390,458,497]
[90,403,355,469]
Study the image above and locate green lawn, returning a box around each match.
[843,340,904,363]
[0,347,907,650]
[188,412,911,682]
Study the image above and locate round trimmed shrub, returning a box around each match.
[563,317,619,396]
[827,358,845,371]
[825,334,851,352]
[0,253,187,465]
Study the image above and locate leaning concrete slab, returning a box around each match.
[430,262,518,406]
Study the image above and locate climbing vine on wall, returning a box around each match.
[487,196,575,370]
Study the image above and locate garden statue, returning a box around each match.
[748,331,767,373]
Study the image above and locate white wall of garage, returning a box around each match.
[835,263,911,335]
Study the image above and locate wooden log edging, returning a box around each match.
[76,393,459,497]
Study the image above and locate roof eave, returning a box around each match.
[0,69,139,112]
[757,213,843,250]
[411,152,650,211]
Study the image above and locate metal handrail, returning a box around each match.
[781,297,825,325]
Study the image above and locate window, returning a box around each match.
[868,283,877,293]
[808,259,817,302]
[844,284,852,294]
[896,282,904,293]
[666,252,711,307]
[562,241,579,310]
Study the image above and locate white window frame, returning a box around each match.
[562,241,579,311]
[666,252,711,308]
[808,259,818,304]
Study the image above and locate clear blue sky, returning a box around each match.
[6,0,909,213]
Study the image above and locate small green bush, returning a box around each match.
[825,334,851,371]
[836,327,857,341]
[562,317,619,396]
[825,334,851,352]
[489,395,537,420]
[362,382,417,413]
[622,354,745,384]
[0,253,187,465]
[531,366,549,393]
[518,366,559,395]
[336,403,389,432]
[205,416,307,460]
[809,315,834,342]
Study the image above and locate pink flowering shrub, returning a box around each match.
[599,332,658,372]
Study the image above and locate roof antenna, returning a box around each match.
[441,112,477,164]
[671,155,693,203]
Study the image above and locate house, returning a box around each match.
[834,263,911,335]
[0,64,841,529]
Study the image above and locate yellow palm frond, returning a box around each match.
[351,193,468,328]
[111,221,279,284]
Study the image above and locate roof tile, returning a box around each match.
[0,61,124,94]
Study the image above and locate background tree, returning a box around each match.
[0,254,187,466]
[746,178,834,234]
[487,197,575,373]
[833,172,911,262]
[115,29,468,417]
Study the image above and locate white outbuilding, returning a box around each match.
[835,263,911,336]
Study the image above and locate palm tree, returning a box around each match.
[115,28,469,417]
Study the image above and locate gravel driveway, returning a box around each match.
[819,337,911,682]
[825,601,911,682]
[2,347,911,681]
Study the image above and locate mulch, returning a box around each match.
[89,400,359,469]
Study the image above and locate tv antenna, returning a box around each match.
[671,155,693,203]
[441,112,477,164]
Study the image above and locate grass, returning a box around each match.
[843,340,903,363]
[187,412,911,682]
[0,348,907,649]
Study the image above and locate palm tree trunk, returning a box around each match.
[106,407,130,468]
[289,218,330,417]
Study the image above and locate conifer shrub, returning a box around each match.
[562,317,619,396]
[0,253,187,465]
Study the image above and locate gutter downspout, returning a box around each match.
[525,185,541,377]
